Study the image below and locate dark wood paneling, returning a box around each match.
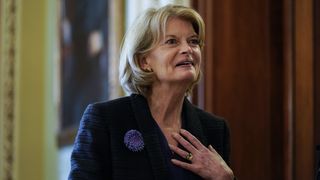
[193,0,318,179]
[314,0,320,176]
[294,0,314,179]
[315,0,320,156]
[283,0,294,178]
[193,0,285,179]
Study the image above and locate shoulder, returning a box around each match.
[85,96,132,116]
[89,95,132,110]
[78,96,133,130]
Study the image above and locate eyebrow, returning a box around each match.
[164,34,199,39]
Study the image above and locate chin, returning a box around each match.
[185,71,197,79]
[178,74,197,83]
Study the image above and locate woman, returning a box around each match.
[69,4,234,180]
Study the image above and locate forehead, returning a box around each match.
[163,17,196,36]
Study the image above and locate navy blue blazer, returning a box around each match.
[69,94,231,180]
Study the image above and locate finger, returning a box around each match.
[172,132,197,153]
[180,129,205,150]
[171,159,195,172]
[208,145,224,160]
[208,145,220,156]
[208,145,215,152]
[169,144,190,160]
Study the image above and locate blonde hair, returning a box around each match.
[119,4,205,97]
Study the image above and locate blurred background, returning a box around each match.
[0,0,319,179]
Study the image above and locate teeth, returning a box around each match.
[177,61,193,66]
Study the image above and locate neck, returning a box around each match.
[147,84,187,127]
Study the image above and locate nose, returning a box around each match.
[180,41,193,55]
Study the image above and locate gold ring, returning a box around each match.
[185,152,193,161]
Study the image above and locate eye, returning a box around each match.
[165,38,178,45]
[188,38,201,46]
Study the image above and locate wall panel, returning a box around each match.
[193,0,317,179]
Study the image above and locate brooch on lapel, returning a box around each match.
[124,129,144,152]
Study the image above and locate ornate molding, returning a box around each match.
[1,0,17,179]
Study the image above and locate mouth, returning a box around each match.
[175,60,194,67]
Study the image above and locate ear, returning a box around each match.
[139,56,151,71]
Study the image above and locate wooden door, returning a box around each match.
[192,0,318,179]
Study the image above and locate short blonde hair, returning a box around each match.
[119,4,205,97]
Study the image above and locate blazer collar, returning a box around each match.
[130,94,170,180]
[182,98,208,147]
[130,94,208,179]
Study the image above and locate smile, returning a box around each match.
[175,60,194,67]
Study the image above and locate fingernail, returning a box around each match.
[171,159,177,163]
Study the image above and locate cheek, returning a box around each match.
[146,52,162,68]
[194,51,202,65]
[198,54,202,64]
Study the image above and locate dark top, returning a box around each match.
[69,94,231,180]
[154,116,199,180]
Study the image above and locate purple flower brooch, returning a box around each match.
[124,129,144,152]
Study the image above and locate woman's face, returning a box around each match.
[142,17,202,89]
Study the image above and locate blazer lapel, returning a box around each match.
[130,94,170,180]
[182,98,209,147]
